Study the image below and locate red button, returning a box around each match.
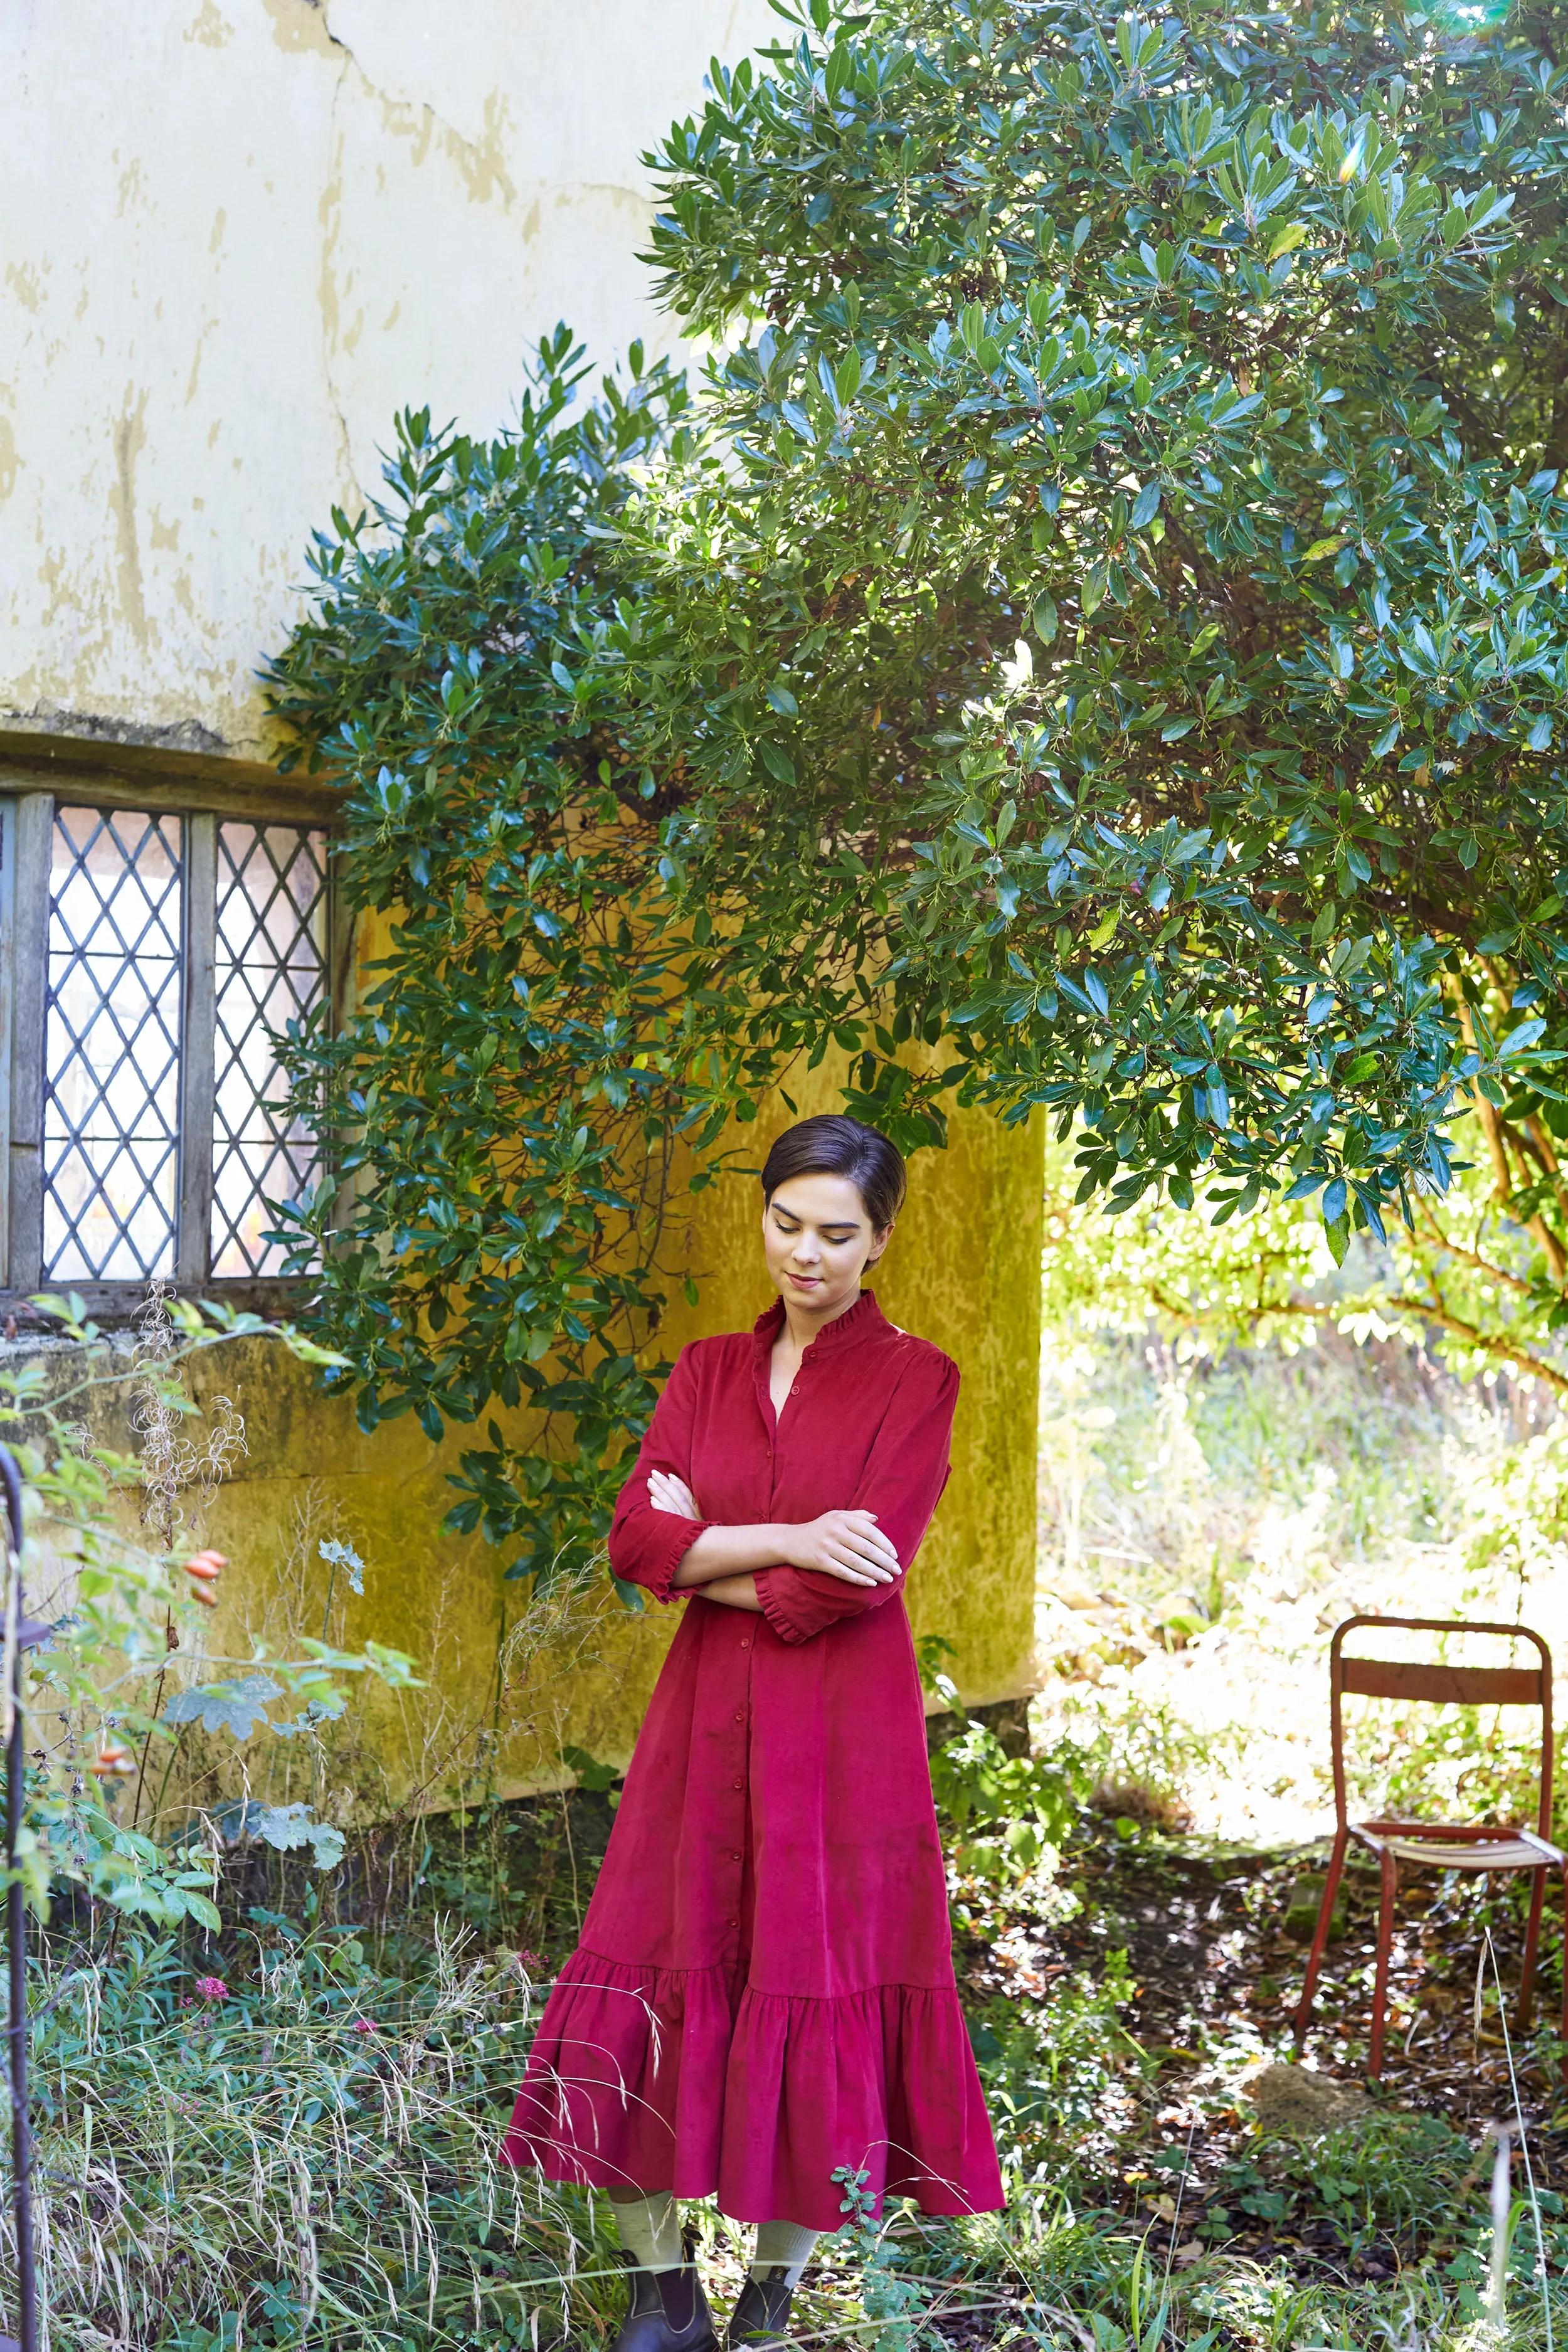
[739,1639,750,1651]
[734,1711,744,1724]
[726,1916,738,1927]
[733,1777,743,1789]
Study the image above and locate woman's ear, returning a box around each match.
[865,1224,893,1268]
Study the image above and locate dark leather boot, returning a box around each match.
[726,2264,795,2349]
[610,2247,719,2352]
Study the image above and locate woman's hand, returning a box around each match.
[778,1510,902,1587]
[656,1480,899,1592]
[649,1470,701,1520]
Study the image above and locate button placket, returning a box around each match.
[719,1621,756,1956]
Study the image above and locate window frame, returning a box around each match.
[0,736,346,1320]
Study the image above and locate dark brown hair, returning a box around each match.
[760,1114,907,1234]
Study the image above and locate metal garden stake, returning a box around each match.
[2,1443,45,2352]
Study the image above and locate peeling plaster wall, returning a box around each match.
[0,1,1046,1789]
[0,0,771,753]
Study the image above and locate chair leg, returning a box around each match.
[1293,1828,1350,2057]
[1560,1866,1568,2074]
[1368,1847,1398,2082]
[1518,1866,1548,2030]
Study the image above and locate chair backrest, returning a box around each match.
[1328,1614,1554,1835]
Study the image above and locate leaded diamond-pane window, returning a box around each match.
[213,823,328,1278]
[43,807,185,1282]
[1,785,336,1301]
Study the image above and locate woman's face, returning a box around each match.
[762,1171,888,1320]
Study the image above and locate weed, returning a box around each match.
[8,1924,618,2352]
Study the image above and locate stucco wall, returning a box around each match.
[1,0,771,757]
[1,0,1044,1804]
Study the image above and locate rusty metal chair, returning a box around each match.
[1293,1614,1566,2079]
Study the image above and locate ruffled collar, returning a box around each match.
[750,1286,889,1357]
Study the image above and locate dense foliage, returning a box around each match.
[262,351,761,1584]
[265,0,1568,1571]
[631,0,1568,1251]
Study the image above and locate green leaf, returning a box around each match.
[164,1675,282,1740]
[1267,220,1309,260]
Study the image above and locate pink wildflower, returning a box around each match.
[193,1975,228,2001]
[351,2018,379,2035]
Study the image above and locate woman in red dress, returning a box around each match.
[504,1115,1004,2350]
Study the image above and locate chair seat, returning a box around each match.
[1352,1824,1564,1872]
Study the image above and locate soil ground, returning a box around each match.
[960,1816,1568,2290]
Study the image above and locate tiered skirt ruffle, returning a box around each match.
[503,1946,1004,2231]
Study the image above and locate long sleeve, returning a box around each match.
[754,1349,958,1645]
[607,1347,715,1604]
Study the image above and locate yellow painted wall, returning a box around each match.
[226,1094,1039,1801]
[26,1081,1043,1814]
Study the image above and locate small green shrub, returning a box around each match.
[972,1947,1148,2190]
[931,1722,1091,1883]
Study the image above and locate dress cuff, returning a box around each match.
[753,1568,813,1645]
[638,1515,714,1606]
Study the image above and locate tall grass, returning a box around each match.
[10,1925,623,2352]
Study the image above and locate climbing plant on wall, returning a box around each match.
[264,337,956,1586]
[268,0,1568,1584]
[262,341,756,1587]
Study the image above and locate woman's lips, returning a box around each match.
[788,1273,821,1287]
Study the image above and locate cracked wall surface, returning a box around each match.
[0,1,1047,1764]
[0,0,770,755]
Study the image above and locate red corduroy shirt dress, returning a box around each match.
[502,1290,1004,2232]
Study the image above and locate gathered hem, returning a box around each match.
[502,1946,1004,2231]
[753,1567,809,1646]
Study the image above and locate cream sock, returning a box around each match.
[611,2190,684,2273]
[751,2220,820,2287]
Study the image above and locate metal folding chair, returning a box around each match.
[1293,1613,1565,2079]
